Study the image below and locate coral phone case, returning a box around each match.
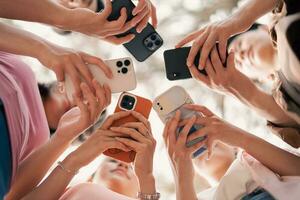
[103,92,152,162]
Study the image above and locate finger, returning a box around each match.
[136,9,151,33]
[80,53,113,79]
[81,82,98,120]
[101,111,131,129]
[199,33,217,69]
[129,111,151,132]
[66,64,82,97]
[110,127,147,143]
[115,137,141,152]
[218,37,228,64]
[210,46,224,74]
[178,116,196,145]
[103,84,112,106]
[175,30,203,48]
[187,127,210,142]
[74,56,93,89]
[74,93,88,117]
[104,34,135,45]
[102,0,113,18]
[133,0,147,15]
[55,68,65,82]
[150,3,157,28]
[121,122,149,136]
[183,104,214,117]
[168,110,181,145]
[226,51,235,70]
[178,116,210,127]
[205,57,216,78]
[104,138,131,152]
[189,65,210,85]
[163,120,171,143]
[187,31,208,67]
[106,8,127,31]
[93,79,106,109]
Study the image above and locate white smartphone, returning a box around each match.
[65,57,137,101]
[153,86,206,158]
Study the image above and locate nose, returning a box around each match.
[117,161,129,170]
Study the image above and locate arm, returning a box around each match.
[184,104,300,176]
[0,22,113,95]
[6,81,110,200]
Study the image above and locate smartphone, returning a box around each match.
[153,86,206,158]
[107,0,163,62]
[164,47,207,81]
[103,92,153,163]
[65,57,137,101]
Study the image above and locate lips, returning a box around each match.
[110,168,130,180]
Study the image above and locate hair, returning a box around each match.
[38,82,55,102]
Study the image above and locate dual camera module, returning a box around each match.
[144,33,163,51]
[116,59,131,74]
[120,95,136,110]
[156,102,164,111]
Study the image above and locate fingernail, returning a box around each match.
[186,61,191,67]
[57,82,65,93]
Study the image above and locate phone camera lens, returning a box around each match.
[116,61,123,67]
[121,95,135,110]
[155,40,161,46]
[147,42,154,48]
[160,107,163,111]
[157,102,160,106]
[124,59,131,66]
[151,34,157,41]
[121,67,128,74]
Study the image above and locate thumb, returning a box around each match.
[226,51,235,70]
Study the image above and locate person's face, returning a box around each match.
[230,27,277,80]
[94,158,139,197]
[44,87,73,130]
[193,143,236,185]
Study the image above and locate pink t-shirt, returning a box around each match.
[0,52,49,183]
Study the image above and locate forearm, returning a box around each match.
[0,0,70,28]
[6,135,71,200]
[0,22,48,59]
[228,72,295,125]
[21,155,78,200]
[235,131,300,176]
[174,171,197,200]
[228,0,279,32]
[138,174,156,196]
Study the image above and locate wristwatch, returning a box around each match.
[137,192,160,200]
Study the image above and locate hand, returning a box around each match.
[55,80,111,142]
[109,111,155,178]
[188,46,244,95]
[181,104,247,159]
[133,0,158,33]
[176,18,251,69]
[38,42,112,96]
[163,111,205,177]
[62,0,139,44]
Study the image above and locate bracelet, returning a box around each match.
[57,161,78,175]
[137,192,160,200]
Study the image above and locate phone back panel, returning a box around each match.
[103,92,152,163]
[65,57,137,102]
[153,86,206,158]
[108,0,163,62]
[163,47,207,81]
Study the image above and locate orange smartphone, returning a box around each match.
[103,92,152,163]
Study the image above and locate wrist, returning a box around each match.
[62,153,82,173]
[137,174,156,194]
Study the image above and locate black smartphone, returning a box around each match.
[163,47,207,81]
[107,0,163,62]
